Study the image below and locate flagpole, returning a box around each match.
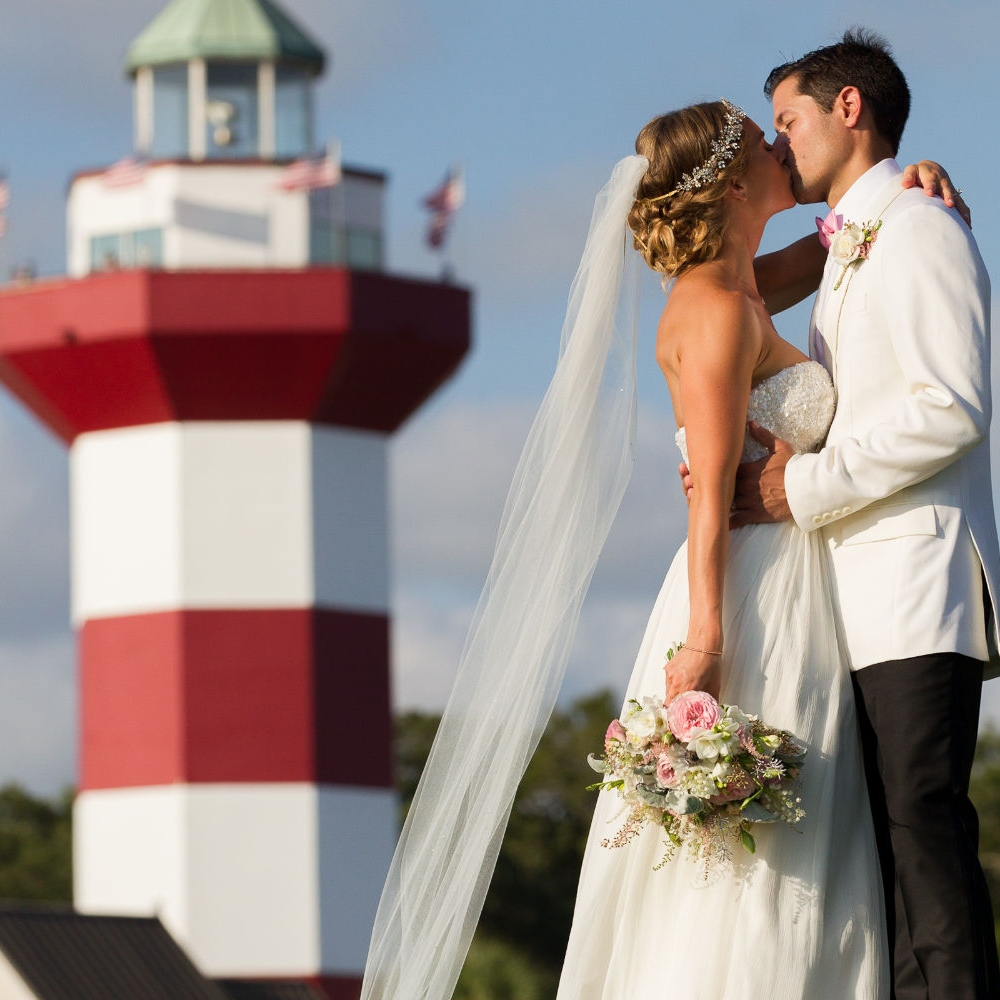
[328,139,345,265]
[447,161,464,283]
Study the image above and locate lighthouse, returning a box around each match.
[0,1,470,997]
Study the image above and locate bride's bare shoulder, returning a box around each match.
[658,265,753,357]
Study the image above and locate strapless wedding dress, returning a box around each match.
[557,361,888,999]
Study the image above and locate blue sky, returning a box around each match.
[0,0,998,792]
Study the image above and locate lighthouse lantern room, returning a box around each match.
[69,0,382,277]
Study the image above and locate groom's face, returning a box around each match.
[770,75,846,208]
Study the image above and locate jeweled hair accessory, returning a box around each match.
[650,99,748,201]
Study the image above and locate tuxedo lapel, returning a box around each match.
[821,178,908,377]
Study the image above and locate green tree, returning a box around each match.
[970,726,1000,930]
[0,784,73,901]
[453,935,556,1000]
[394,690,618,987]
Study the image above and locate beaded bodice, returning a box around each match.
[674,360,835,464]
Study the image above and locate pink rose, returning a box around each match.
[655,755,678,788]
[667,690,722,742]
[605,719,626,745]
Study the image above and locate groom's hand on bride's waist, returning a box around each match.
[729,422,794,528]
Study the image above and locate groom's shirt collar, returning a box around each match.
[833,158,901,222]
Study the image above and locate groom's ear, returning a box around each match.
[834,86,864,130]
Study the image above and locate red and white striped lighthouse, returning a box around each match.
[0,2,469,998]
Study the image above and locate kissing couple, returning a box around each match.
[363,28,999,1000]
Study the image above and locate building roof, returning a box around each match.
[216,981,326,1000]
[0,903,228,1000]
[125,0,325,74]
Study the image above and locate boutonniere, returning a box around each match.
[830,219,882,291]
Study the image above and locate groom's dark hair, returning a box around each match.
[764,28,911,154]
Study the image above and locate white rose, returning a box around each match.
[687,727,735,760]
[624,697,668,745]
[830,223,864,266]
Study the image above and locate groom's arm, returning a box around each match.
[752,161,970,317]
[754,235,826,315]
[783,199,990,532]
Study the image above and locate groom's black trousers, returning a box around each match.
[852,654,1000,1000]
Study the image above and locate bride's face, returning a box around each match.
[740,121,796,217]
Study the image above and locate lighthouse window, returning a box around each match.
[151,65,188,159]
[275,66,312,159]
[347,229,382,270]
[89,228,163,272]
[206,63,259,159]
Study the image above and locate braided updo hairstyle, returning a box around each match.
[628,101,753,279]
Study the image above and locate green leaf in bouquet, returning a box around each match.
[633,764,656,775]
[586,779,624,792]
[634,783,669,806]
[774,746,807,767]
[661,790,705,815]
[587,753,608,773]
[739,825,757,854]
[740,799,778,823]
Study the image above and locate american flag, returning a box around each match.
[102,155,149,188]
[276,144,341,191]
[423,166,464,249]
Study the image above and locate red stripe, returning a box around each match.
[218,974,361,999]
[79,608,392,790]
[310,975,362,999]
[0,269,470,441]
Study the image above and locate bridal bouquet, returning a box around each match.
[587,683,806,868]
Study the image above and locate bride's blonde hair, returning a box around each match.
[628,101,752,279]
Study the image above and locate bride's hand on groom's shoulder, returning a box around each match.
[729,422,795,528]
[901,159,971,228]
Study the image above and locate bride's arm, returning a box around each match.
[663,288,758,702]
[754,160,969,316]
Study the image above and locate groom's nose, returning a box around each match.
[772,133,789,162]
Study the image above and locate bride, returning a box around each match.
[360,98,959,999]
[556,100,883,999]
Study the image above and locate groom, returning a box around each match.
[732,29,1000,1000]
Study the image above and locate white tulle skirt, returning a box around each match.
[557,521,888,999]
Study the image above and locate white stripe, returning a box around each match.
[75,784,397,977]
[71,422,389,622]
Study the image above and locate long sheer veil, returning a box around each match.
[361,154,650,1000]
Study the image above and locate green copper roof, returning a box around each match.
[125,0,325,74]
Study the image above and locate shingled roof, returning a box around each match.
[216,981,326,1000]
[0,903,227,999]
[0,904,327,1000]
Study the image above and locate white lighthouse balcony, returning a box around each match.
[66,161,384,276]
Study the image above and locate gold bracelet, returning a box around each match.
[681,643,723,656]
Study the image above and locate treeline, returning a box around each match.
[0,697,997,999]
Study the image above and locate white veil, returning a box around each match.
[361,154,650,1000]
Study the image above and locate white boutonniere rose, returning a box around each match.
[831,218,882,290]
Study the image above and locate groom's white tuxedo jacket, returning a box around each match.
[785,159,1000,671]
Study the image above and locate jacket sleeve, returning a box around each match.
[785,198,991,533]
